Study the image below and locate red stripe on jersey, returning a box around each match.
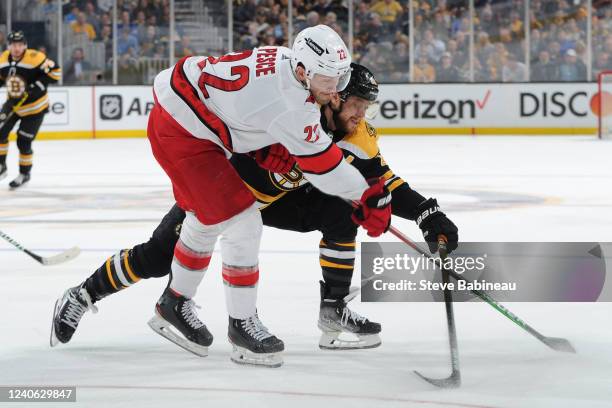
[174,241,212,271]
[170,57,233,151]
[295,143,344,175]
[222,264,259,286]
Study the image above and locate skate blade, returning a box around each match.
[148,314,209,357]
[49,297,62,347]
[230,344,283,368]
[318,331,381,350]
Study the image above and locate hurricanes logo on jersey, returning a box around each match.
[269,167,307,191]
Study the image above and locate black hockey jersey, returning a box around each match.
[231,118,424,220]
[0,49,61,117]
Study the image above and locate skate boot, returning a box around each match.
[228,313,284,367]
[318,281,382,350]
[148,287,213,357]
[0,164,6,181]
[9,173,30,189]
[50,284,98,346]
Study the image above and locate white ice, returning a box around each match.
[1,136,611,408]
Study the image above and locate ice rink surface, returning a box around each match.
[1,136,611,408]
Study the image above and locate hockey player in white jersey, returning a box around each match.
[146,25,392,367]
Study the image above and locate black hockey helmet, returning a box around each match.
[339,63,379,102]
[8,30,26,45]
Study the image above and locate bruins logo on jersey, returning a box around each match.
[6,75,26,98]
[268,167,307,191]
[366,122,377,138]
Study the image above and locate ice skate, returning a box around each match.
[148,288,213,357]
[228,314,284,367]
[318,281,381,350]
[50,284,98,347]
[9,173,30,189]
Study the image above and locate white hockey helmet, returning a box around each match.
[291,25,352,92]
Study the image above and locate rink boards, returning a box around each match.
[1,82,603,139]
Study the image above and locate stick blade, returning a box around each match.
[543,336,576,353]
[41,247,81,266]
[414,370,461,389]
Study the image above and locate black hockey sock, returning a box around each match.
[319,238,355,299]
[0,142,7,166]
[18,153,32,174]
[84,249,142,302]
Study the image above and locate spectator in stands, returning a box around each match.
[436,52,462,82]
[118,27,139,56]
[84,1,101,36]
[117,53,141,85]
[389,41,410,81]
[531,50,559,81]
[558,48,587,81]
[135,11,148,43]
[65,47,93,84]
[118,11,138,37]
[99,25,113,60]
[502,53,528,82]
[64,6,80,24]
[447,39,467,69]
[71,11,97,40]
[0,31,6,52]
[370,0,403,26]
[176,36,194,58]
[545,41,561,64]
[415,29,445,62]
[592,52,610,80]
[413,52,435,82]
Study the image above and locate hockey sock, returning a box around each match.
[319,239,356,299]
[222,264,259,319]
[18,152,32,174]
[0,142,7,166]
[84,249,142,302]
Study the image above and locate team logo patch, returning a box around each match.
[100,94,122,120]
[6,75,26,99]
[366,122,377,137]
[269,168,306,191]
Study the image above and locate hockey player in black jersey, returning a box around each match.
[51,63,458,363]
[0,31,61,189]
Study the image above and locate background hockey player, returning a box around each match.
[0,31,61,189]
[51,63,457,357]
[142,25,391,367]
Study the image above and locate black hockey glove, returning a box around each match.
[415,198,458,254]
[27,81,46,101]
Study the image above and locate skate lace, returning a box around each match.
[340,306,367,327]
[242,314,273,341]
[181,300,204,330]
[61,288,98,330]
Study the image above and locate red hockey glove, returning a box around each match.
[351,178,392,237]
[253,143,296,173]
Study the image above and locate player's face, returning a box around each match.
[309,74,340,105]
[9,42,26,59]
[337,96,370,133]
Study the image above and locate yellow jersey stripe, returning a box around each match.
[105,258,119,290]
[320,259,354,270]
[123,251,141,283]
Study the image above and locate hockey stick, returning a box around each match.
[0,229,81,265]
[414,239,461,388]
[388,225,576,354]
[0,93,29,131]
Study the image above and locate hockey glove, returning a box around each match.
[26,81,46,101]
[253,143,296,173]
[352,178,392,237]
[415,198,459,254]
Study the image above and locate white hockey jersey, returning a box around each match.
[152,46,368,201]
